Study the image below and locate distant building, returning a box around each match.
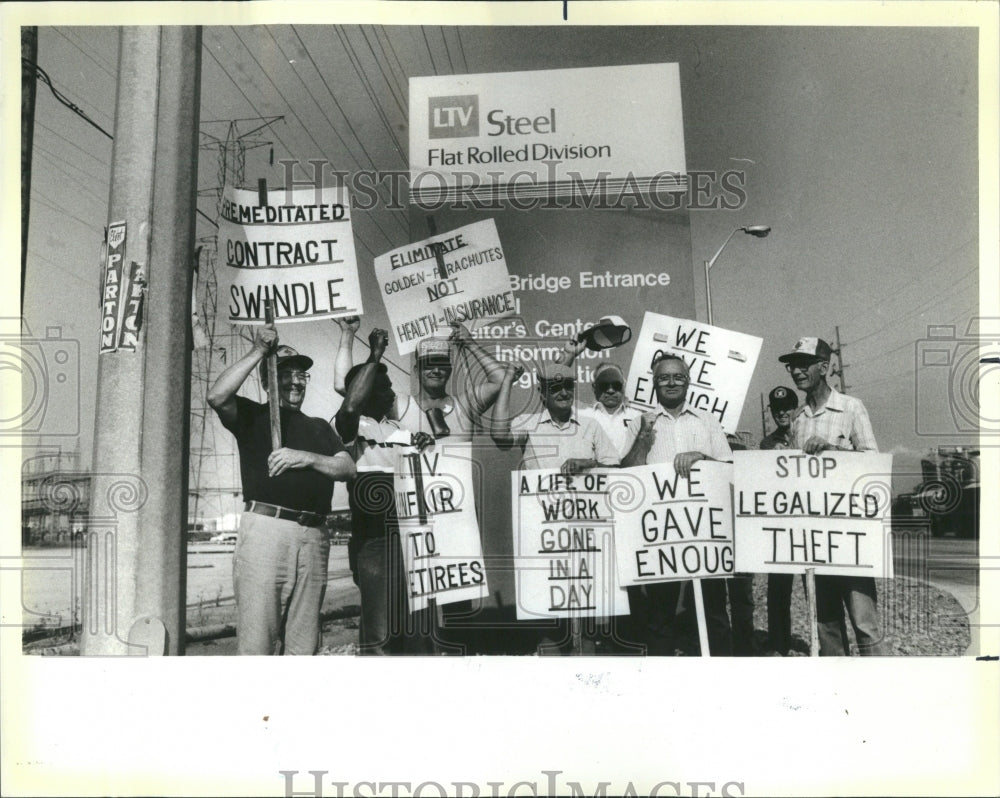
[21,451,90,546]
[896,446,980,538]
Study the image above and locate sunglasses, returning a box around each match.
[596,381,623,393]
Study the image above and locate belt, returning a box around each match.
[244,501,328,528]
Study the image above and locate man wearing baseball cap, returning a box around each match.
[778,336,885,655]
[208,324,355,654]
[760,386,798,451]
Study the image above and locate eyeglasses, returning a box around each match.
[653,374,689,386]
[596,381,623,393]
[784,361,820,373]
[278,370,311,383]
[772,408,792,417]
[544,381,576,393]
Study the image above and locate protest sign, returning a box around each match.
[734,450,894,577]
[218,185,362,324]
[609,462,735,586]
[374,219,515,354]
[625,311,763,434]
[511,468,629,619]
[409,64,686,206]
[395,444,489,611]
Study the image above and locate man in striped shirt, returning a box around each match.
[780,336,886,655]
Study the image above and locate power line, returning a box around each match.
[33,140,108,184]
[372,26,410,112]
[439,27,456,74]
[26,59,113,139]
[360,25,407,118]
[455,28,471,72]
[33,151,109,205]
[50,27,117,81]
[35,119,110,166]
[27,248,96,290]
[421,27,440,75]
[31,190,102,230]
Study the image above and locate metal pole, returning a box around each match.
[703,259,713,326]
[83,27,202,656]
[21,26,38,307]
[692,578,711,657]
[805,568,819,656]
[833,325,848,394]
[263,300,281,449]
[760,392,768,438]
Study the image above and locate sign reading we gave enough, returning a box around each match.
[625,312,763,434]
[395,444,488,611]
[734,451,894,577]
[512,468,629,619]
[374,219,514,355]
[610,462,734,586]
[218,185,363,324]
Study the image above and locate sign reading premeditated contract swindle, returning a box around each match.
[395,444,488,611]
[733,451,894,577]
[409,64,686,206]
[609,462,735,586]
[218,185,363,324]
[512,469,629,619]
[625,312,763,434]
[374,219,514,355]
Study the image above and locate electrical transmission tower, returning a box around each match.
[188,116,283,534]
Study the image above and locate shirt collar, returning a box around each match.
[803,386,845,417]
[655,402,697,420]
[539,411,580,429]
[591,400,630,416]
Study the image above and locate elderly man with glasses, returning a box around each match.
[207,324,356,655]
[622,352,735,655]
[779,337,885,656]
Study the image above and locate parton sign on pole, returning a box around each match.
[374,219,515,355]
[625,311,763,434]
[409,64,686,205]
[218,185,363,324]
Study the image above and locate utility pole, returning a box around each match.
[760,392,769,438]
[830,325,849,394]
[21,26,38,307]
[82,27,202,656]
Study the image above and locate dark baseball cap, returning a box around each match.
[537,370,576,392]
[778,337,833,363]
[260,345,313,384]
[768,386,799,410]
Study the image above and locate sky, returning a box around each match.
[13,11,996,499]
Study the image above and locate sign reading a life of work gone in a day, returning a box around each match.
[218,185,363,324]
[395,445,488,611]
[374,219,514,355]
[512,468,629,619]
[734,451,894,577]
[625,312,763,434]
[409,63,686,205]
[610,462,735,587]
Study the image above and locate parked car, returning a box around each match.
[209,531,238,544]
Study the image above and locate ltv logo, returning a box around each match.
[428,95,479,138]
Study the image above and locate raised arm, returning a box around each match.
[207,324,276,427]
[449,322,508,414]
[488,363,525,450]
[332,315,360,397]
[621,412,656,468]
[334,328,388,444]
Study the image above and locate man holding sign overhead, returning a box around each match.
[207,325,356,655]
[779,336,885,655]
[622,353,734,655]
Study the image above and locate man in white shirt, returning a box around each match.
[622,353,734,655]
[577,363,643,460]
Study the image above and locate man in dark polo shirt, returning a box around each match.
[208,324,355,655]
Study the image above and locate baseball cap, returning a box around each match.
[777,337,833,363]
[592,363,625,384]
[537,369,576,392]
[416,338,452,365]
[259,345,313,384]
[768,386,799,410]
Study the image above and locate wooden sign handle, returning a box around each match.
[263,300,281,451]
[693,578,711,657]
[806,568,820,656]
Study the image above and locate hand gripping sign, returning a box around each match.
[608,462,735,587]
[625,312,763,435]
[733,450,895,578]
[374,219,515,355]
[511,468,630,619]
[218,185,363,324]
[394,443,488,612]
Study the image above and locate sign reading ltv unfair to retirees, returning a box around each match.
[374,219,515,355]
[409,64,686,205]
[395,444,488,611]
[626,312,763,435]
[218,185,363,324]
[609,462,735,587]
[512,469,630,619]
[734,451,894,577]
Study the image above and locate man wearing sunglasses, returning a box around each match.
[778,337,885,656]
[621,352,735,655]
[207,324,356,655]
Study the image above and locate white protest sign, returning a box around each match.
[409,64,686,206]
[218,185,363,324]
[733,451,894,577]
[625,311,763,434]
[511,468,630,619]
[374,219,515,354]
[609,462,735,586]
[395,444,488,611]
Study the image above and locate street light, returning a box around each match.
[704,224,771,325]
